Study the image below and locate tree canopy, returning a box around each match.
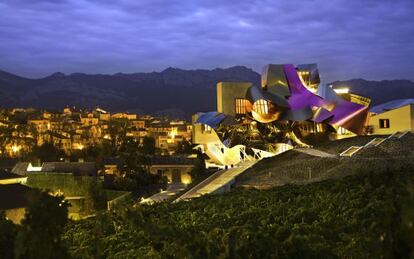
[0,189,69,259]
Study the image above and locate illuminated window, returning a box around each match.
[203,124,212,133]
[298,70,310,85]
[379,119,390,129]
[235,98,249,114]
[253,99,270,114]
[316,123,323,132]
[338,126,350,135]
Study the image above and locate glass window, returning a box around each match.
[379,119,390,129]
[235,98,250,114]
[252,99,271,114]
[203,124,212,133]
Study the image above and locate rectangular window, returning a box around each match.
[203,124,212,133]
[379,119,390,129]
[252,99,270,114]
[235,98,250,114]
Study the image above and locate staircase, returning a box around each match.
[388,131,409,139]
[339,146,364,157]
[295,148,336,158]
[175,161,255,202]
[364,137,386,148]
[340,131,410,157]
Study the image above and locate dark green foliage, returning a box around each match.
[26,174,107,213]
[190,151,206,181]
[87,180,108,210]
[106,135,166,194]
[175,140,193,154]
[27,174,97,197]
[0,212,17,259]
[29,142,65,162]
[15,190,69,259]
[107,118,130,150]
[140,136,156,155]
[63,169,414,258]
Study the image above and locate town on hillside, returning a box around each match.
[0,106,202,222]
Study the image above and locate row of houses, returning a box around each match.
[0,107,192,156]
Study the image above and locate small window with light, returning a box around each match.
[203,124,212,133]
[379,119,390,129]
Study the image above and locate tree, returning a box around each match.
[190,151,206,181]
[175,140,193,154]
[107,119,130,151]
[141,136,156,156]
[0,212,17,259]
[30,142,65,162]
[87,180,107,211]
[14,190,69,259]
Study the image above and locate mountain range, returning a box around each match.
[0,67,413,118]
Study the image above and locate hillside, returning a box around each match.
[0,67,260,118]
[1,68,414,117]
[62,166,414,258]
[236,133,414,188]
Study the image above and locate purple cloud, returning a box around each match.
[0,0,413,82]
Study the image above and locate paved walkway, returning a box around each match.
[175,161,255,202]
[294,148,337,158]
[140,183,187,205]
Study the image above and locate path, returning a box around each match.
[175,161,255,202]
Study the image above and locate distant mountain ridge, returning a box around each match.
[0,66,260,118]
[0,67,413,118]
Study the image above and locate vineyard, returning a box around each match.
[62,167,414,258]
[237,133,414,188]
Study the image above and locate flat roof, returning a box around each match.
[370,99,414,114]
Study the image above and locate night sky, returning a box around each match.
[1,0,413,82]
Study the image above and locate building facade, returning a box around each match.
[368,99,414,135]
[193,63,371,167]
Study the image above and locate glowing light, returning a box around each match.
[11,145,20,153]
[74,143,84,150]
[182,177,191,185]
[334,88,350,94]
[27,163,42,172]
[169,128,177,139]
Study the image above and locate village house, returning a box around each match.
[149,156,196,185]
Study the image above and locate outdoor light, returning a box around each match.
[334,88,350,94]
[11,145,20,153]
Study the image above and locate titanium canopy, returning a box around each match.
[196,63,369,135]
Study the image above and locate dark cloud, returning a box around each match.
[0,0,413,82]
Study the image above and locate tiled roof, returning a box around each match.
[11,162,30,176]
